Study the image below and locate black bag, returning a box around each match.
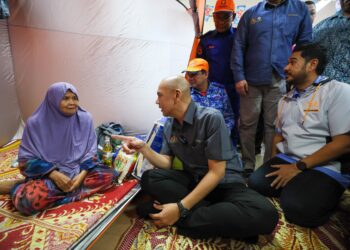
[96,122,124,160]
[339,154,350,175]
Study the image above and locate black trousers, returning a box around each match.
[140,169,278,239]
[248,157,345,227]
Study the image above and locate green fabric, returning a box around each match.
[172,156,183,170]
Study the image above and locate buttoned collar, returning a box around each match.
[183,101,196,125]
[264,0,287,9]
[213,27,235,36]
[191,81,211,95]
[173,101,196,129]
[286,75,329,99]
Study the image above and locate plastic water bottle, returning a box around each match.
[102,136,113,167]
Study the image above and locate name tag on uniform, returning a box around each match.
[304,109,319,112]
[250,17,262,25]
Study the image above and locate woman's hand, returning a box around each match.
[49,170,72,192]
[69,170,88,192]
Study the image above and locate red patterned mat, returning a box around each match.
[0,141,138,249]
[117,199,350,250]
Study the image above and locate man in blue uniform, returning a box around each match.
[231,0,313,176]
[183,58,235,134]
[197,0,240,146]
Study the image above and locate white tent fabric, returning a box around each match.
[6,0,193,137]
[0,19,21,147]
[1,0,336,146]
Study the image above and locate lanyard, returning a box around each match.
[301,84,321,125]
[276,82,323,128]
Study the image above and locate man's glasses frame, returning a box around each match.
[186,71,201,78]
[213,12,236,21]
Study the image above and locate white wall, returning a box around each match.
[8,0,194,135]
[314,0,337,25]
[1,0,338,144]
[0,19,21,147]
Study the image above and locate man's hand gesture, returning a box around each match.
[111,135,146,154]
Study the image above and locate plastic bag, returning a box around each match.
[113,148,137,184]
[96,122,124,161]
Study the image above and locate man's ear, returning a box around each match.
[307,58,319,72]
[175,89,182,100]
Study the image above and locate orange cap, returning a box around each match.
[183,58,209,73]
[214,0,235,13]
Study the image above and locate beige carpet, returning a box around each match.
[116,198,350,250]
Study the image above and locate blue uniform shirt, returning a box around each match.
[231,0,313,85]
[197,27,240,124]
[191,82,235,132]
[197,27,236,86]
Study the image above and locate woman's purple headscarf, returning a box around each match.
[19,82,97,178]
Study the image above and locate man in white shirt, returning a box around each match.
[248,43,350,227]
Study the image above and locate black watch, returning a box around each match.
[177,201,190,218]
[296,161,307,171]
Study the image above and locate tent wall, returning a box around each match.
[1,0,338,145]
[8,0,194,135]
[0,19,21,147]
[315,1,336,25]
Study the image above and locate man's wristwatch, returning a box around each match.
[177,201,190,218]
[296,161,307,171]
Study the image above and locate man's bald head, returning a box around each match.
[156,75,192,119]
[159,75,191,101]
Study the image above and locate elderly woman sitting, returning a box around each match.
[2,82,116,215]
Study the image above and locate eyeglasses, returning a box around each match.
[186,71,201,78]
[213,12,235,21]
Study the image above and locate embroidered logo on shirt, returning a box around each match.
[170,135,177,143]
[250,16,262,25]
[304,100,319,112]
[208,45,215,49]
